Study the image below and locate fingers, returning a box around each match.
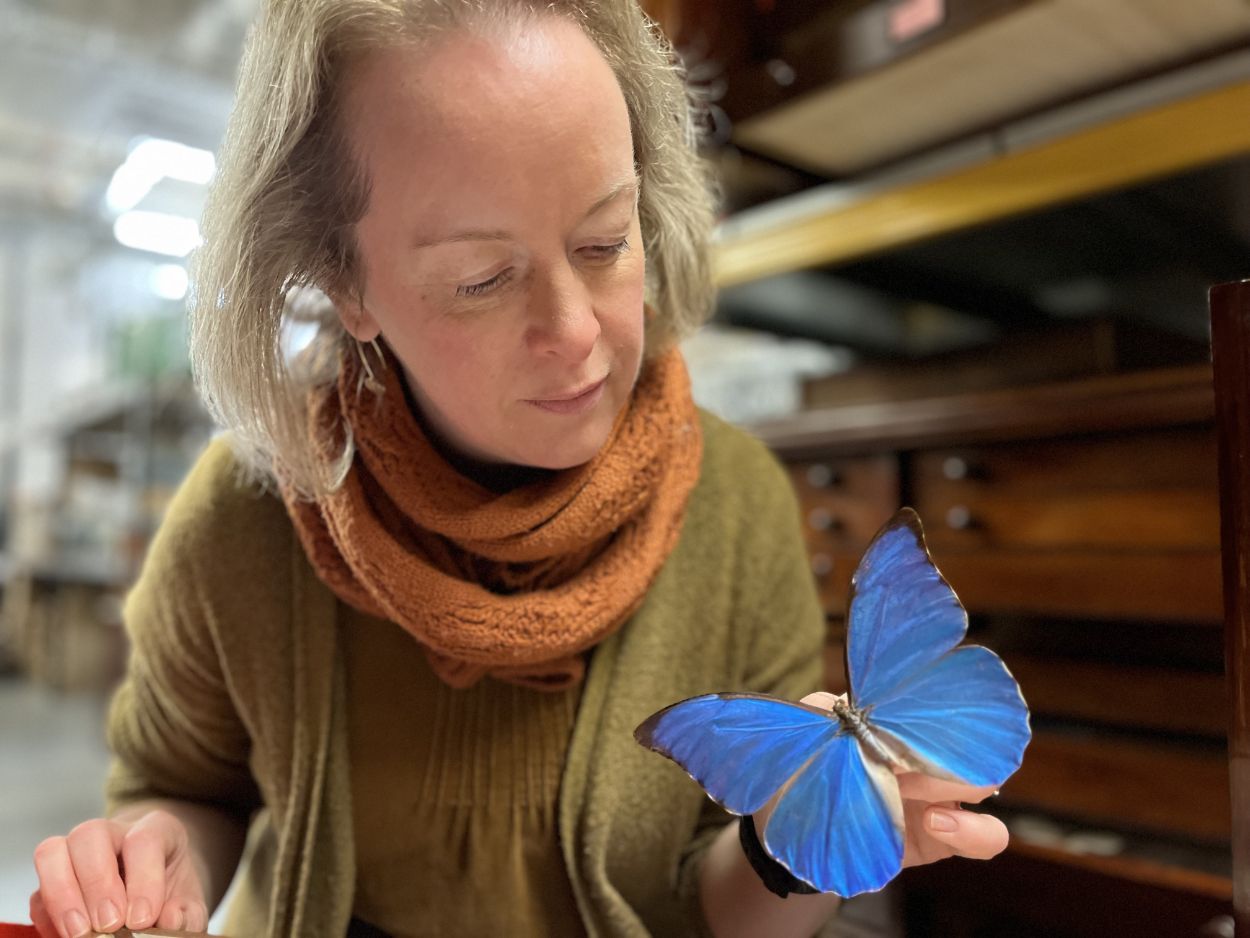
[65,819,128,935]
[123,810,206,933]
[118,813,170,931]
[922,804,1009,860]
[33,810,206,938]
[29,890,58,938]
[153,889,208,933]
[799,691,842,711]
[33,835,94,938]
[896,770,999,805]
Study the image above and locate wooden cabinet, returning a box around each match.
[756,363,1232,935]
[786,454,898,615]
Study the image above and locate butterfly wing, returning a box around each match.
[762,733,904,896]
[846,509,970,708]
[634,693,841,815]
[847,508,1031,786]
[867,645,1031,787]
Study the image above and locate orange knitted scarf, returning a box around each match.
[280,345,703,691]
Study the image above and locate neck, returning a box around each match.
[398,370,554,494]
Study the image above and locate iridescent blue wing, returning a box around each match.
[846,509,969,708]
[847,508,1031,786]
[633,693,841,815]
[762,733,904,896]
[868,645,1031,787]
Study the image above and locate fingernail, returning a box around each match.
[929,809,958,832]
[97,899,122,931]
[62,910,90,938]
[128,898,152,926]
[171,907,186,930]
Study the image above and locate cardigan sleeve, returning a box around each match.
[104,440,263,819]
[674,438,826,934]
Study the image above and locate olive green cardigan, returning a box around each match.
[104,409,825,937]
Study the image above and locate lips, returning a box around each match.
[526,376,608,415]
[529,376,607,404]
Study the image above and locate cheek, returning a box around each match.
[403,326,512,417]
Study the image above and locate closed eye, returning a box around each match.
[582,238,630,262]
[457,268,515,297]
[456,239,629,298]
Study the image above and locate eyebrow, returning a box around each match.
[411,178,639,249]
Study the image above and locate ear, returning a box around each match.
[328,288,382,343]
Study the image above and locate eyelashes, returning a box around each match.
[458,268,515,297]
[456,239,631,298]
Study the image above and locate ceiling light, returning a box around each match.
[113,211,202,257]
[105,137,216,214]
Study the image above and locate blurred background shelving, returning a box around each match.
[2,0,1249,935]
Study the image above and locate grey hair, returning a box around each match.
[188,0,718,498]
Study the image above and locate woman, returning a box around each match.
[30,2,1009,936]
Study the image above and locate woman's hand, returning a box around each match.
[30,809,209,938]
[896,770,1007,870]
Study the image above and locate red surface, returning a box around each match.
[0,926,38,938]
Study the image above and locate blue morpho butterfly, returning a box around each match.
[634,507,1031,897]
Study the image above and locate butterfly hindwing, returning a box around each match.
[762,732,905,896]
[867,644,1031,787]
[633,693,842,816]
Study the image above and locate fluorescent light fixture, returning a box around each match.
[149,263,189,301]
[106,137,216,214]
[114,211,202,257]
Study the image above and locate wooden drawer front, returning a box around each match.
[787,454,899,616]
[788,454,898,546]
[912,428,1219,552]
[1005,655,1225,737]
[999,730,1229,842]
[932,549,1223,622]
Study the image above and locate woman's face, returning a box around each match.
[338,18,646,471]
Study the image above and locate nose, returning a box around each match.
[525,262,600,362]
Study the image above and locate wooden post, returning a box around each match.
[1212,279,1250,935]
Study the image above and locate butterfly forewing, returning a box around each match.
[762,733,905,896]
[846,510,971,709]
[633,693,842,816]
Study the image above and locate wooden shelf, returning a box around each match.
[715,80,1250,286]
[753,363,1215,458]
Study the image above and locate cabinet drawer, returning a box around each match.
[787,454,899,616]
[787,454,899,547]
[932,549,1223,622]
[1005,655,1224,736]
[912,428,1220,551]
[999,729,1229,842]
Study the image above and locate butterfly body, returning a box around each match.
[828,696,906,771]
[635,508,1031,897]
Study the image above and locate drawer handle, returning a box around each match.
[805,463,842,489]
[807,507,843,532]
[810,553,834,579]
[945,505,975,531]
[942,456,982,481]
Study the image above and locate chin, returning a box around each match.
[517,423,614,470]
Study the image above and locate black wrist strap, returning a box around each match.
[739,814,820,898]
